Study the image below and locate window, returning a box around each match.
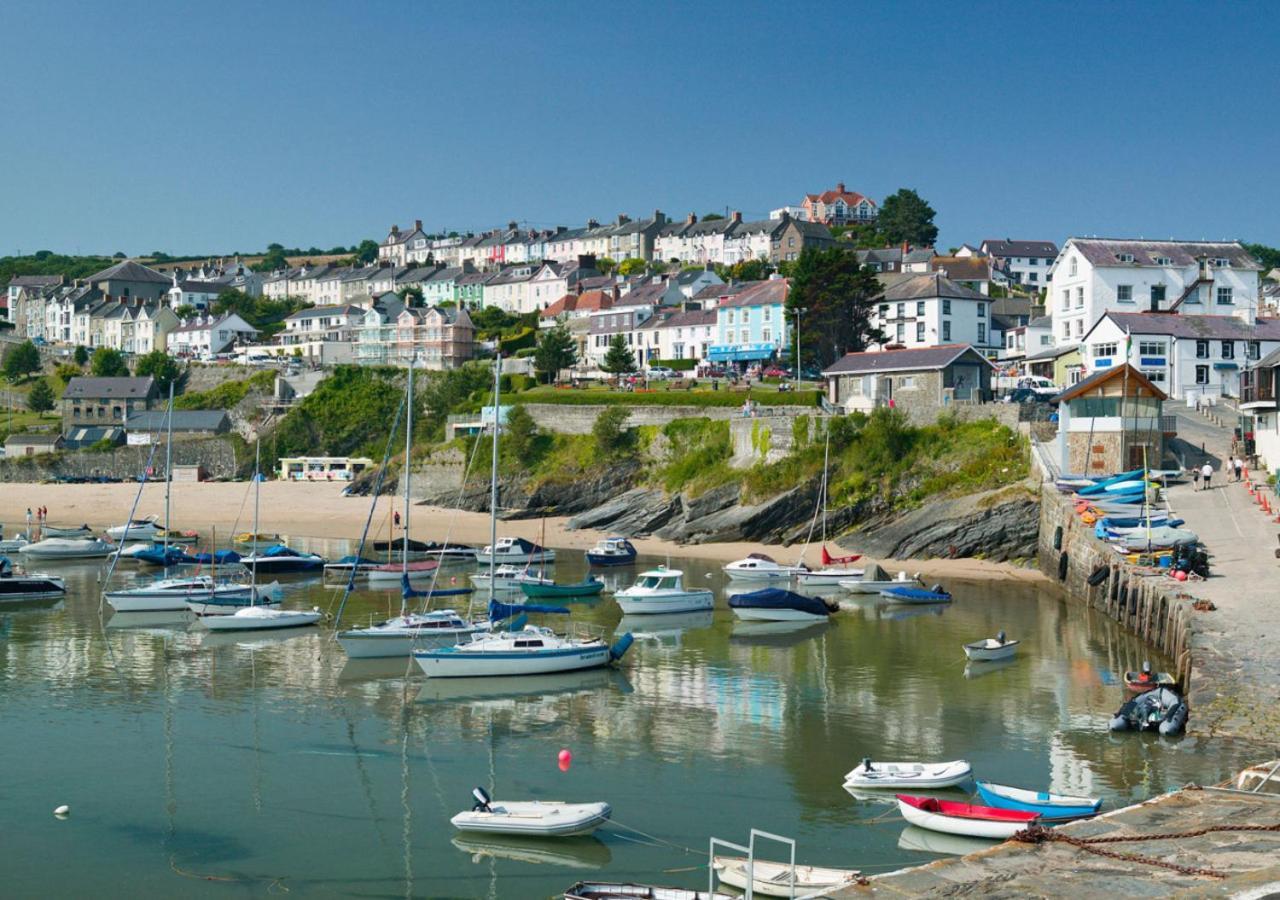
[763,306,771,321]
[1116,252,1135,263]
[899,376,916,389]
[916,301,925,316]
[742,309,750,324]
[1093,342,1118,358]
[1153,256,1172,266]
[1195,339,1209,359]
[896,323,905,341]
[1040,335,1054,347]
[1221,340,1234,359]
[1069,257,1078,276]
[1074,320,1084,337]
[1138,341,1166,356]
[1213,258,1229,267]
[916,322,925,342]
[740,329,748,343]
[1195,365,1210,385]
[977,302,986,318]
[1248,341,1260,360]
[727,311,734,325]
[1142,369,1167,383]
[1062,323,1071,340]
[1028,273,1038,282]
[942,299,952,314]
[1061,290,1070,311]
[878,303,889,316]
[1217,286,1234,305]
[896,302,905,318]
[978,323,986,343]
[1150,285,1166,306]
[942,321,951,341]
[1117,285,1133,302]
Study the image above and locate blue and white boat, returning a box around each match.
[728,587,837,622]
[585,537,637,567]
[881,584,952,604]
[240,544,326,574]
[130,543,200,567]
[975,781,1102,822]
[413,625,633,678]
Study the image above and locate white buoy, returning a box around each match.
[54,805,70,817]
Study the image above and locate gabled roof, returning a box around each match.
[541,290,613,318]
[1023,343,1079,362]
[4,432,63,446]
[171,314,258,335]
[1053,363,1167,403]
[823,344,991,376]
[879,273,987,302]
[638,308,717,330]
[805,185,874,208]
[930,257,991,282]
[7,274,63,289]
[285,304,363,321]
[618,282,668,307]
[1065,238,1262,270]
[716,279,787,309]
[1090,311,1280,341]
[981,239,1059,258]
[86,260,171,284]
[173,280,226,293]
[124,410,230,431]
[63,376,157,399]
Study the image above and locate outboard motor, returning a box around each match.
[1141,660,1152,676]
[929,584,944,595]
[471,786,492,813]
[0,556,10,578]
[861,757,874,772]
[996,630,1007,645]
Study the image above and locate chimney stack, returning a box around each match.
[415,219,422,231]
[836,182,846,194]
[508,220,518,231]
[653,209,666,224]
[390,224,399,235]
[686,212,698,226]
[731,211,742,224]
[617,213,630,225]
[587,218,600,229]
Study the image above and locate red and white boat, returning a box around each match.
[364,558,440,584]
[895,794,1038,839]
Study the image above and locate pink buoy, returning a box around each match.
[1173,570,1188,581]
[558,748,572,771]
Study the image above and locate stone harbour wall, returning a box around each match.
[520,402,812,436]
[0,437,241,483]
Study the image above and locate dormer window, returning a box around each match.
[1116,253,1135,263]
[1153,256,1172,266]
[1213,257,1230,267]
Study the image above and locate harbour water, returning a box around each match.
[0,541,1260,898]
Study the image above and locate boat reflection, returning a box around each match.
[105,609,194,630]
[897,823,995,856]
[964,657,1019,680]
[416,667,632,704]
[618,610,714,647]
[880,603,947,622]
[0,597,66,614]
[730,618,830,646]
[201,627,322,650]
[451,834,612,869]
[338,656,418,683]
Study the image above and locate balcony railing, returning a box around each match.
[1240,373,1276,407]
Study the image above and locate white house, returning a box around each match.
[379,221,428,266]
[279,304,365,346]
[980,239,1059,288]
[168,313,260,357]
[1048,238,1263,345]
[1003,314,1054,361]
[635,308,717,363]
[484,265,537,313]
[1080,310,1280,403]
[871,273,999,354]
[1241,348,1280,473]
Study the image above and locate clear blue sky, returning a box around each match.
[3,0,1277,256]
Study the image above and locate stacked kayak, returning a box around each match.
[1108,526,1197,551]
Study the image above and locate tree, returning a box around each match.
[727,258,773,282]
[878,189,938,246]
[398,285,424,307]
[596,257,617,276]
[702,212,725,221]
[617,257,648,277]
[134,349,181,393]
[1244,242,1280,272]
[503,404,539,462]
[592,406,631,457]
[26,377,55,415]
[73,345,89,366]
[601,334,638,378]
[173,304,196,319]
[533,322,577,383]
[112,251,127,259]
[356,239,380,264]
[253,243,289,272]
[787,247,885,369]
[90,347,129,377]
[55,363,81,383]
[2,340,41,382]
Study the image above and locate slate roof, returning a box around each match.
[1023,344,1079,362]
[63,376,157,400]
[8,275,63,289]
[174,280,226,293]
[823,344,991,376]
[86,260,171,284]
[879,273,987,302]
[171,314,258,335]
[857,248,903,265]
[1066,239,1262,270]
[284,304,363,321]
[4,433,63,446]
[617,282,667,307]
[637,308,717,330]
[930,257,992,282]
[982,239,1059,258]
[125,410,230,432]
[1096,311,1280,341]
[1029,315,1053,328]
[716,279,787,309]
[691,282,747,302]
[1054,364,1167,403]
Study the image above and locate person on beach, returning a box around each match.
[26,508,33,529]
[1201,461,1213,490]
[1192,467,1201,490]
[394,510,402,529]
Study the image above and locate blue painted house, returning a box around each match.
[710,278,790,367]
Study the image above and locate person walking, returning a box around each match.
[1234,457,1244,482]
[1200,460,1214,490]
[1192,466,1201,490]
[393,510,402,530]
[1226,456,1236,482]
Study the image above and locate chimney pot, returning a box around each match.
[686,212,698,226]
[415,219,422,231]
[390,224,399,234]
[836,182,845,193]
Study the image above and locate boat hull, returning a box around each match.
[963,640,1019,662]
[881,587,951,604]
[414,644,612,678]
[615,592,713,615]
[203,609,321,631]
[711,856,860,898]
[109,588,254,613]
[793,569,863,586]
[0,579,66,601]
[338,627,483,659]
[585,553,635,567]
[843,760,972,790]
[975,782,1101,821]
[730,605,828,622]
[450,801,610,836]
[896,796,1036,839]
[185,588,280,616]
[475,550,556,565]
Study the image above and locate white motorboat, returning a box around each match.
[40,524,94,539]
[471,564,553,593]
[18,537,114,560]
[0,533,31,553]
[723,553,807,582]
[0,556,65,602]
[895,794,1038,840]
[962,631,1019,662]
[475,536,556,565]
[184,583,281,615]
[107,575,255,612]
[414,625,632,678]
[615,567,713,615]
[106,515,165,541]
[838,564,921,594]
[842,758,972,790]
[338,611,489,658]
[451,787,610,836]
[202,604,323,631]
[793,567,863,587]
[711,856,862,898]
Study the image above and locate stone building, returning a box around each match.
[1052,363,1171,475]
[61,376,159,436]
[823,344,994,414]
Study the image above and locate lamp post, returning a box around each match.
[792,307,806,391]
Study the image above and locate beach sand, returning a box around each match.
[2,481,1047,581]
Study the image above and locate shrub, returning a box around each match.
[55,363,82,384]
[658,418,732,493]
[648,358,697,371]
[516,386,822,408]
[592,406,632,457]
[175,369,275,410]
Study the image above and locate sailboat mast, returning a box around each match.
[821,425,830,544]
[163,380,174,552]
[251,438,260,603]
[402,359,414,614]
[489,355,501,591]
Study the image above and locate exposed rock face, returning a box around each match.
[836,485,1040,562]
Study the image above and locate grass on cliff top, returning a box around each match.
[175,369,276,410]
[517,383,822,408]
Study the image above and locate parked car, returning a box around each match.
[762,365,791,378]
[1004,388,1058,405]
[645,366,676,380]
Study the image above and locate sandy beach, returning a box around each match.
[1,481,1047,581]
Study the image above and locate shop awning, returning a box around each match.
[1213,362,1239,370]
[707,342,777,362]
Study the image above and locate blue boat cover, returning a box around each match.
[881,586,951,601]
[487,598,570,621]
[260,544,302,557]
[727,587,832,617]
[134,545,197,566]
[190,549,242,564]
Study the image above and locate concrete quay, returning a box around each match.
[836,782,1280,897]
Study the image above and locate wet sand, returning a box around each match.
[3,481,1047,581]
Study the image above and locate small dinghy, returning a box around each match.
[975,781,1102,822]
[323,555,381,579]
[521,576,605,599]
[1109,686,1188,735]
[842,758,972,790]
[105,516,165,541]
[728,587,837,622]
[452,787,610,837]
[565,882,733,900]
[711,856,862,897]
[1123,661,1178,692]
[793,566,863,587]
[202,605,323,631]
[40,524,94,539]
[476,536,556,565]
[839,564,920,594]
[881,583,951,604]
[896,794,1038,839]
[962,630,1019,662]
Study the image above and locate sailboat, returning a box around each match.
[794,425,862,586]
[337,359,488,658]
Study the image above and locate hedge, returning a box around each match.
[516,387,822,408]
[649,358,697,371]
